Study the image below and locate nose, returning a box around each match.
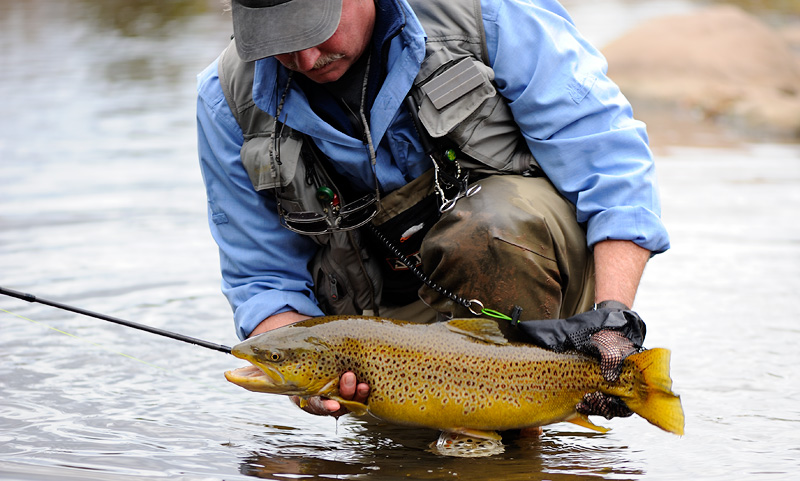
[287,48,321,72]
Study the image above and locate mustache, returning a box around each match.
[282,53,345,71]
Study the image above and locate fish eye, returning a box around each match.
[269,352,283,362]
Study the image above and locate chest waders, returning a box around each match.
[218,0,542,317]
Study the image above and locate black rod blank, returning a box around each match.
[0,286,231,354]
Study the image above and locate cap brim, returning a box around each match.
[232,0,343,62]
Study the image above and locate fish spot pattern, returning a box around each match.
[248,317,610,432]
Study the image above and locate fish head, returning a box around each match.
[224,326,339,397]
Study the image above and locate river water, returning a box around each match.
[1,1,799,480]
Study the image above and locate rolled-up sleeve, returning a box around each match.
[482,0,669,254]
[196,60,323,340]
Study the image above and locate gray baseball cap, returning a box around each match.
[231,0,343,61]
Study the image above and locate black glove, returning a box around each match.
[576,391,634,420]
[515,300,646,382]
[516,301,646,420]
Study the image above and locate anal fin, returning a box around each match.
[566,413,610,433]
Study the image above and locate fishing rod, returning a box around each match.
[0,286,232,354]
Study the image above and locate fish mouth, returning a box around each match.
[224,363,288,393]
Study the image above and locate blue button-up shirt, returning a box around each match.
[197,0,670,339]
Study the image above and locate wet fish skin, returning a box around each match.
[225,316,684,438]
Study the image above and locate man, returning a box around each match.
[197,0,668,417]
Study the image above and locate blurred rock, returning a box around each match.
[781,22,800,53]
[603,5,800,142]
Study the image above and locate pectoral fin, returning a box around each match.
[335,399,369,416]
[450,427,502,441]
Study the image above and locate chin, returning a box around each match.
[307,61,350,83]
[307,71,345,84]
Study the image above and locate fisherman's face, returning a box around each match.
[273,0,375,83]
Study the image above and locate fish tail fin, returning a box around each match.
[622,348,685,435]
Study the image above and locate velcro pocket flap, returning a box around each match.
[416,56,496,138]
[420,57,486,110]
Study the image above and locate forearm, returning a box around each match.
[248,311,312,337]
[593,239,651,308]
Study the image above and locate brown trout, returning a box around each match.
[225,316,684,438]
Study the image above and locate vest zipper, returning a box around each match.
[329,273,339,301]
[347,229,378,316]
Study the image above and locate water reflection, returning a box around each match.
[240,453,367,480]
[74,0,215,37]
[238,421,644,480]
[0,0,229,87]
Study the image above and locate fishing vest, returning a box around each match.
[217,0,539,316]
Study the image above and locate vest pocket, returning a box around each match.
[311,250,354,315]
[415,56,497,139]
[309,230,383,316]
[413,51,539,174]
[240,129,304,192]
[242,130,342,222]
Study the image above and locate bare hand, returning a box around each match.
[291,371,370,417]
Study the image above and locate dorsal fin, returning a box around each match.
[444,318,508,345]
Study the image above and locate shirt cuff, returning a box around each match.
[233,290,324,340]
[586,206,671,254]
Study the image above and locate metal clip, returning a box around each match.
[466,298,485,316]
[439,175,482,213]
[434,158,481,213]
[440,184,481,213]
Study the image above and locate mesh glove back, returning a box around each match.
[576,391,634,419]
[515,302,646,382]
